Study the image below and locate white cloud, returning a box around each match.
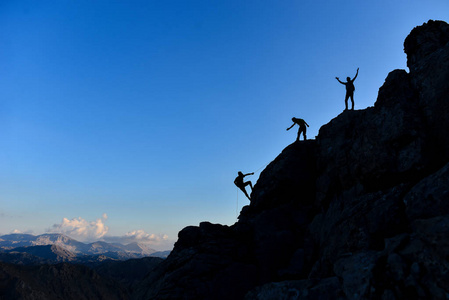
[104,229,168,245]
[10,229,34,234]
[46,214,171,249]
[47,214,109,242]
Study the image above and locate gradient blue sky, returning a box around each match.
[1,1,448,250]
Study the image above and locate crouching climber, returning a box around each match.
[287,117,309,141]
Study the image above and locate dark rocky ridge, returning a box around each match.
[134,20,449,299]
[0,257,164,300]
[0,262,129,300]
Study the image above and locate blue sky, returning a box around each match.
[0,1,448,250]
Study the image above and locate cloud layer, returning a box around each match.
[47,214,170,248]
[103,229,168,245]
[48,214,109,241]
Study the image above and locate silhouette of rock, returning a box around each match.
[404,19,449,73]
[133,20,449,300]
[405,20,449,167]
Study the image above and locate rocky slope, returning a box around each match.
[134,20,449,300]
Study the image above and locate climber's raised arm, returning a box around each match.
[352,68,359,81]
[335,77,344,84]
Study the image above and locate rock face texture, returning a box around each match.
[135,20,449,300]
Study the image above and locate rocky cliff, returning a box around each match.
[134,20,449,300]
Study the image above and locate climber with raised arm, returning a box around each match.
[336,67,359,110]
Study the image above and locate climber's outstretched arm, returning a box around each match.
[353,68,359,81]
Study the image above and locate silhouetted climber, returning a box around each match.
[234,171,254,200]
[336,67,359,110]
[286,117,309,141]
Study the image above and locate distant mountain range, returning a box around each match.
[0,233,167,299]
[0,233,170,266]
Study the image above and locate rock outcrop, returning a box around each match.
[135,20,449,300]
